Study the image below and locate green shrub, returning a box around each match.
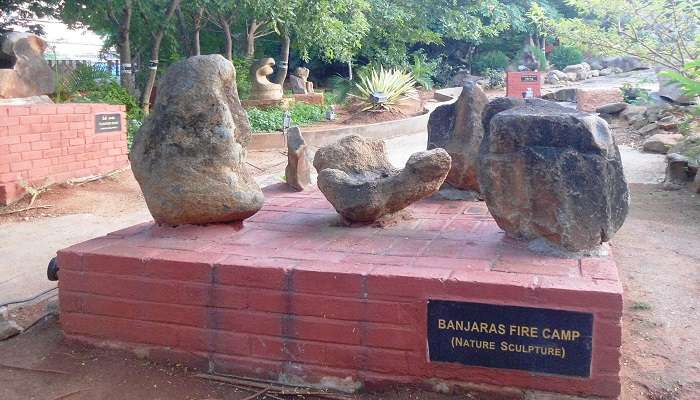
[233,57,253,100]
[327,74,354,104]
[350,66,418,112]
[530,46,548,71]
[246,102,329,133]
[550,46,583,70]
[471,51,509,75]
[482,68,505,89]
[56,64,143,147]
[409,50,439,90]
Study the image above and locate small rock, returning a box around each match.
[563,62,591,81]
[427,82,488,191]
[0,318,21,341]
[284,127,312,191]
[643,133,684,154]
[591,70,600,77]
[637,122,659,136]
[314,135,451,222]
[664,153,691,189]
[620,105,647,122]
[545,70,568,84]
[596,102,628,114]
[542,88,577,102]
[599,68,613,76]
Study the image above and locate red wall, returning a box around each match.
[0,103,129,205]
[506,72,543,98]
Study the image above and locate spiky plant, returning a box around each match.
[349,67,418,112]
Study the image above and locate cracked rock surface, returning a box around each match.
[314,135,451,222]
[131,55,264,225]
[479,98,630,252]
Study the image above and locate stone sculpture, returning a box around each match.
[427,82,488,192]
[285,127,312,191]
[314,135,451,222]
[0,32,54,99]
[249,57,283,101]
[131,55,264,225]
[289,67,314,94]
[479,98,630,252]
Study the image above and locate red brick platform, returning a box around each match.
[57,184,622,398]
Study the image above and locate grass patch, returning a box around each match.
[631,301,652,311]
[246,102,329,133]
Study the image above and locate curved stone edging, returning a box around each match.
[249,87,463,150]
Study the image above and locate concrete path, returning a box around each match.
[0,134,668,306]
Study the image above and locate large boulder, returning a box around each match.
[0,32,54,98]
[656,67,697,105]
[130,55,264,225]
[545,70,569,84]
[314,135,451,222]
[479,98,630,252]
[602,56,649,72]
[427,82,488,191]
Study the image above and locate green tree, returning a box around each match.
[0,0,58,35]
[553,0,699,73]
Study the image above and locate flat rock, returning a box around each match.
[602,56,649,72]
[0,319,21,341]
[131,55,264,225]
[643,133,684,154]
[479,98,629,252]
[596,102,628,114]
[427,82,488,191]
[664,153,692,188]
[314,135,451,222]
[542,88,577,102]
[285,127,312,191]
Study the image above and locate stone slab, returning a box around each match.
[57,184,622,398]
[576,89,624,112]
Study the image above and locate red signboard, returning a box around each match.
[506,71,542,98]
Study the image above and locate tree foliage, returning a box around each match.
[553,0,699,73]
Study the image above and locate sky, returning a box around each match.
[11,18,111,61]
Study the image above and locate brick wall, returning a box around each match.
[0,103,129,205]
[506,72,543,98]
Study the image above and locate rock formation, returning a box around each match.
[479,98,630,252]
[130,55,264,225]
[314,135,451,222]
[0,32,54,99]
[427,82,488,192]
[289,67,314,94]
[285,127,312,191]
[249,57,283,101]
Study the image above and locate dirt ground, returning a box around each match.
[1,180,698,399]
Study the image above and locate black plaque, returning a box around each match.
[95,113,122,133]
[520,75,539,82]
[427,300,593,377]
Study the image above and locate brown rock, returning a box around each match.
[285,127,312,191]
[575,88,623,112]
[130,55,264,225]
[0,32,54,98]
[427,82,488,191]
[643,134,684,154]
[479,98,629,252]
[314,135,451,222]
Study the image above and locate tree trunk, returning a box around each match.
[347,59,352,80]
[221,17,233,61]
[117,0,135,96]
[275,33,290,86]
[246,19,257,57]
[193,7,203,56]
[140,0,181,114]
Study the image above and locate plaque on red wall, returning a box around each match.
[506,72,542,98]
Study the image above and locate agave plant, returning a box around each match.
[349,66,418,112]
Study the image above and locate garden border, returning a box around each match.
[249,87,463,151]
